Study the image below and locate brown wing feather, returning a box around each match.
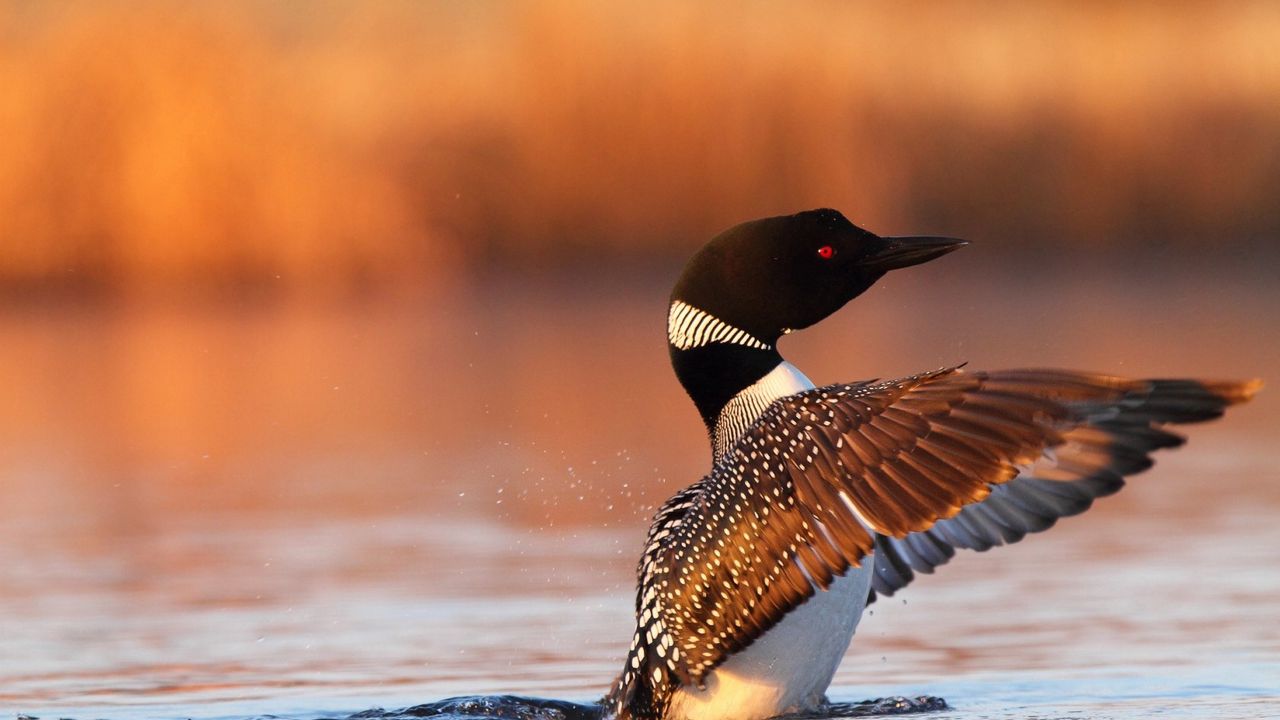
[868,373,1261,599]
[617,367,1259,699]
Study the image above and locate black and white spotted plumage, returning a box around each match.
[611,483,704,720]
[603,209,1258,720]
[608,366,1258,719]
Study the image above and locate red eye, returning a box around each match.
[817,245,835,259]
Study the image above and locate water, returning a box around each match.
[0,258,1277,719]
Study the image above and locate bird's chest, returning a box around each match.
[666,562,872,720]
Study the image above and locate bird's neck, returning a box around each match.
[667,298,801,455]
[671,345,817,458]
[709,359,815,457]
[670,343,782,426]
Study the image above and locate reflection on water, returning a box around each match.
[0,260,1276,719]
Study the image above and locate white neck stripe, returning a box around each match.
[667,300,771,351]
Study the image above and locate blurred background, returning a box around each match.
[0,2,1277,719]
[2,1,1279,298]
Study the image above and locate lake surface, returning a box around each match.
[1,256,1277,719]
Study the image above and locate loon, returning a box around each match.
[603,209,1259,720]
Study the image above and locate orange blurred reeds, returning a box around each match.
[1,1,1278,300]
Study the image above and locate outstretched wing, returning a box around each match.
[626,367,1257,691]
[866,376,1259,599]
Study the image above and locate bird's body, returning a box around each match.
[603,209,1258,720]
[666,362,874,720]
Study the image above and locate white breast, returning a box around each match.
[667,567,872,720]
[671,362,874,720]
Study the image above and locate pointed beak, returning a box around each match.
[864,236,969,271]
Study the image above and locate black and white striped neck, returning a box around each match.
[666,300,794,447]
[667,301,773,352]
[711,361,814,457]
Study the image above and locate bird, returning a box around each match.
[601,208,1260,720]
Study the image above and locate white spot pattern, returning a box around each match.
[612,324,1254,720]
[613,365,1090,718]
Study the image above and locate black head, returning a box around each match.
[668,209,966,433]
[671,208,967,344]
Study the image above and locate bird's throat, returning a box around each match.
[711,361,816,458]
[669,343,783,440]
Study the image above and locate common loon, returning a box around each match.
[603,209,1259,720]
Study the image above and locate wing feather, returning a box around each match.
[617,367,1258,698]
[867,374,1260,600]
